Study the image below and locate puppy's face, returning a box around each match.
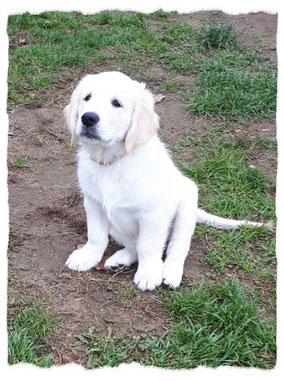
[65,72,159,152]
[74,72,135,145]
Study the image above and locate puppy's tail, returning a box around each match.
[196,208,273,230]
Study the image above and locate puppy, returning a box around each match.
[64,71,270,291]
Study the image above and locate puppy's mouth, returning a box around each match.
[80,126,101,141]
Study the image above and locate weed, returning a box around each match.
[8,272,19,286]
[8,155,30,168]
[65,140,75,151]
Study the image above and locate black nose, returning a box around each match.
[81,112,100,127]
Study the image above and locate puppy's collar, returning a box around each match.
[90,152,129,166]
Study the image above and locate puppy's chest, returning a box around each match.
[79,163,134,212]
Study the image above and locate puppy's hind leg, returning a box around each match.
[105,227,138,269]
[163,179,198,288]
[105,247,138,268]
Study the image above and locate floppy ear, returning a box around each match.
[64,102,78,145]
[125,86,159,154]
[64,76,90,145]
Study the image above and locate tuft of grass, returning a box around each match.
[8,155,30,168]
[8,299,58,367]
[150,9,175,19]
[66,140,75,151]
[76,280,276,369]
[198,22,238,50]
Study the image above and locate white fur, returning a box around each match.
[64,71,270,291]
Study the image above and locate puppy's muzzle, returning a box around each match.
[81,112,101,140]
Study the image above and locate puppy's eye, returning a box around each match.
[84,94,91,101]
[112,99,122,108]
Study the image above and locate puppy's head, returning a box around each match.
[64,71,159,152]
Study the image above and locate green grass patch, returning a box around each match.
[5,11,218,103]
[8,10,277,112]
[180,135,275,220]
[8,298,58,367]
[178,133,276,275]
[187,52,277,120]
[76,280,276,369]
[8,11,152,103]
[195,225,276,274]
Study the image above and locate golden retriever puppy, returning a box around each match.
[64,71,270,291]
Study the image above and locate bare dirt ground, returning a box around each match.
[7,11,277,366]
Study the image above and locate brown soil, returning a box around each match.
[7,11,277,367]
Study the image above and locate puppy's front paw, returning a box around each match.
[66,244,102,271]
[133,260,163,291]
[162,261,183,289]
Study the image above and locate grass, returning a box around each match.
[187,52,277,120]
[8,10,276,118]
[180,135,275,220]
[7,11,200,104]
[107,282,139,309]
[76,280,276,369]
[179,133,276,276]
[195,225,276,275]
[197,21,238,50]
[8,298,58,367]
[8,155,30,168]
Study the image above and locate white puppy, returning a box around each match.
[64,71,270,291]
